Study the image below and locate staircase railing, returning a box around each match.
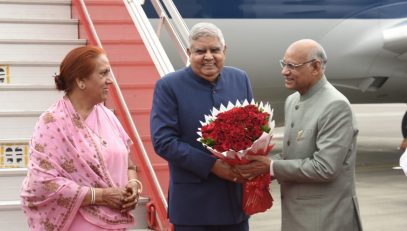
[159,0,190,47]
[124,0,175,76]
[137,0,190,67]
[72,0,169,230]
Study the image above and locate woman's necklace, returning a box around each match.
[84,108,107,148]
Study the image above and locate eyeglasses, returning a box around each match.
[279,59,316,70]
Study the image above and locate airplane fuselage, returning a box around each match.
[144,0,407,124]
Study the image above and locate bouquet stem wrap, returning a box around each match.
[243,173,273,215]
[198,100,275,215]
[222,145,274,215]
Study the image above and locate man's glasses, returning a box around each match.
[279,59,316,70]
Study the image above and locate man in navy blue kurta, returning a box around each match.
[150,22,253,230]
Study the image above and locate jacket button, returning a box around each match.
[291,122,294,128]
[295,105,299,110]
[287,140,290,146]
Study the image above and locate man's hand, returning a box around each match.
[235,155,271,180]
[211,159,245,183]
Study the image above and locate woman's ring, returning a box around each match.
[233,177,237,182]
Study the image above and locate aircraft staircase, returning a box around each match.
[0,1,81,230]
[0,0,184,230]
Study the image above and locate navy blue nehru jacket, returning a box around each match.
[150,66,253,225]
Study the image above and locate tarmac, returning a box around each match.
[249,104,407,231]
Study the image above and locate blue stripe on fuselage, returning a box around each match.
[143,0,407,19]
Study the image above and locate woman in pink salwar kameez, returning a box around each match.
[20,46,142,231]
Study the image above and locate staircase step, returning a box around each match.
[0,0,71,20]
[0,168,27,201]
[0,200,28,231]
[83,1,131,21]
[94,20,143,41]
[0,39,87,62]
[0,111,41,140]
[132,196,150,229]
[119,84,155,112]
[102,41,150,62]
[0,61,59,84]
[0,197,150,230]
[0,85,62,111]
[0,18,79,40]
[110,61,157,85]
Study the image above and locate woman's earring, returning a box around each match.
[79,84,85,89]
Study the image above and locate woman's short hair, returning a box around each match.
[54,46,105,93]
[188,22,225,48]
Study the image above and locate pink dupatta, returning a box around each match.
[21,96,135,230]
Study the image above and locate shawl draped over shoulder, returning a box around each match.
[21,97,135,230]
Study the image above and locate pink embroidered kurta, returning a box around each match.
[21,96,135,230]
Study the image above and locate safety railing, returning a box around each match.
[124,0,175,76]
[160,0,190,45]
[72,0,169,230]
[143,0,190,67]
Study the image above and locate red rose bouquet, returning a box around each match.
[197,100,274,215]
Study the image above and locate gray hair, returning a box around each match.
[309,43,328,70]
[188,22,225,48]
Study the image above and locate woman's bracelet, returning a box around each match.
[90,187,96,205]
[128,179,143,194]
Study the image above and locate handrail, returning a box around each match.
[77,0,100,47]
[72,0,169,230]
[124,0,175,76]
[161,0,190,46]
[149,0,189,66]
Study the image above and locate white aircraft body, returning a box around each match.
[143,0,407,133]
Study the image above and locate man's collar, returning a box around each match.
[300,75,327,101]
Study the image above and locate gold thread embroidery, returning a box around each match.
[57,186,84,230]
[56,196,71,208]
[39,159,53,170]
[61,159,75,173]
[87,161,103,178]
[34,143,45,153]
[27,202,38,211]
[85,130,114,187]
[43,112,56,124]
[43,182,59,192]
[41,218,56,231]
[82,206,134,225]
[72,114,84,129]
